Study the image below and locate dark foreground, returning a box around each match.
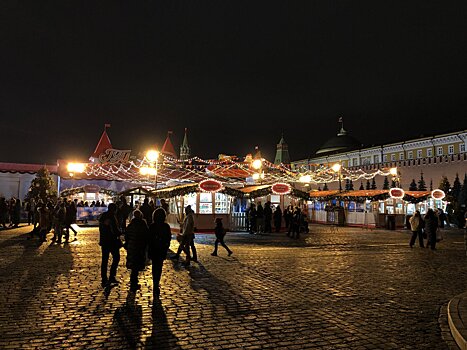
[0,224,465,349]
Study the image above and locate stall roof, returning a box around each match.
[240,185,271,193]
[336,190,388,197]
[153,183,198,198]
[118,186,154,197]
[404,191,431,198]
[309,190,341,197]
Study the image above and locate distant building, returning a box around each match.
[292,121,467,190]
[161,131,177,159]
[274,134,291,165]
[180,128,191,161]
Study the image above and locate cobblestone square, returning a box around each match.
[1,225,466,349]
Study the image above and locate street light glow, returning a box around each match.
[252,173,260,180]
[389,167,398,176]
[331,163,341,172]
[252,159,262,170]
[67,162,86,173]
[299,175,312,183]
[146,150,160,163]
[140,167,157,176]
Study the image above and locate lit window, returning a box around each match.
[408,151,413,159]
[417,150,423,158]
[461,144,466,153]
[448,145,454,154]
[437,147,443,156]
[427,148,433,157]
[399,152,404,160]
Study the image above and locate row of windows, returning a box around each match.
[345,144,466,166]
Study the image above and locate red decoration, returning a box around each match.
[199,179,223,193]
[271,183,291,195]
[431,189,446,200]
[389,188,405,199]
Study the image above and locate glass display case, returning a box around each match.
[199,192,212,214]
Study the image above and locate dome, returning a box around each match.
[315,120,361,156]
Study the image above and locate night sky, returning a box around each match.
[1,1,467,164]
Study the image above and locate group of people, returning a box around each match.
[246,202,309,238]
[408,208,445,250]
[26,198,78,243]
[0,197,22,229]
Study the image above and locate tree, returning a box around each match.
[382,176,390,190]
[366,180,371,190]
[371,178,377,190]
[417,171,427,191]
[25,167,58,202]
[439,176,451,194]
[323,183,329,191]
[409,179,417,191]
[359,181,364,190]
[452,173,462,199]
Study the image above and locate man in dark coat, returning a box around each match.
[99,203,122,287]
[273,206,282,233]
[140,197,153,225]
[264,201,273,233]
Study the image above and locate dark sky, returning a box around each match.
[1,1,467,164]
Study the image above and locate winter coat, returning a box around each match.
[148,222,172,262]
[424,216,438,239]
[214,224,226,239]
[182,212,195,238]
[409,215,421,232]
[125,217,149,271]
[99,211,121,248]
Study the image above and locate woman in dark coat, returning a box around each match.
[273,206,282,233]
[124,209,149,292]
[424,209,439,250]
[148,208,172,298]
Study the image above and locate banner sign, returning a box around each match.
[389,188,405,199]
[83,184,101,193]
[431,189,446,200]
[271,183,292,195]
[98,148,131,163]
[199,179,223,193]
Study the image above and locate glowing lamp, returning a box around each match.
[140,167,157,176]
[299,175,312,183]
[331,163,341,172]
[252,159,262,170]
[252,173,260,180]
[67,163,86,173]
[389,167,398,176]
[146,150,160,163]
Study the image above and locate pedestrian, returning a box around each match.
[0,197,7,228]
[424,209,439,250]
[211,218,233,256]
[124,209,149,292]
[256,202,264,234]
[53,201,66,243]
[64,200,78,241]
[37,201,49,242]
[160,198,169,214]
[264,201,272,233]
[140,197,153,226]
[148,208,172,298]
[117,196,131,232]
[291,207,301,239]
[409,210,425,248]
[173,205,196,266]
[248,203,257,234]
[27,198,36,226]
[99,203,122,287]
[273,205,282,233]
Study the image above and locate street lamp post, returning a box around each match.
[332,163,342,191]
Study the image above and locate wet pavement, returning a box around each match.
[0,224,466,349]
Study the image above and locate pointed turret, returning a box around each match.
[180,128,191,161]
[161,131,177,158]
[89,124,113,162]
[274,134,291,165]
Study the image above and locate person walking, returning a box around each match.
[409,211,425,248]
[117,196,131,233]
[273,206,282,233]
[53,202,66,243]
[256,202,264,234]
[283,206,291,230]
[148,208,172,298]
[64,200,78,241]
[140,198,153,226]
[27,198,36,226]
[173,205,196,266]
[211,218,232,256]
[291,207,301,239]
[99,203,122,287]
[264,202,272,233]
[424,209,439,250]
[37,201,49,242]
[0,197,7,229]
[248,203,257,234]
[124,209,149,292]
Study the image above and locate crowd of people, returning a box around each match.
[246,202,309,238]
[0,197,22,228]
[408,208,448,250]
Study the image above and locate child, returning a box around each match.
[211,218,233,257]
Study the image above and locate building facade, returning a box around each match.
[292,129,467,190]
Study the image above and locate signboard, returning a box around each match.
[431,189,446,200]
[83,184,101,193]
[271,183,292,195]
[389,188,405,199]
[98,148,131,163]
[199,179,223,193]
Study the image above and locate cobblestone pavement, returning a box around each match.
[1,224,466,349]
